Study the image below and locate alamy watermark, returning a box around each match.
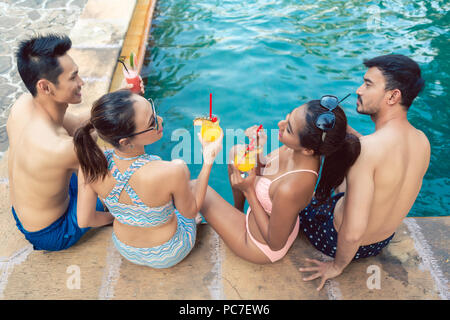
[169,128,281,168]
[366,265,381,290]
[66,265,81,290]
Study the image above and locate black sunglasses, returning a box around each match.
[124,98,158,138]
[315,93,351,141]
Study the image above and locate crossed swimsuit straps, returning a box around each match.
[102,150,196,268]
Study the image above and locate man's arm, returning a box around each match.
[333,147,374,270]
[334,126,365,194]
[299,139,374,290]
[63,111,90,136]
[76,167,114,228]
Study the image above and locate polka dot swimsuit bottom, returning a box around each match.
[299,192,395,260]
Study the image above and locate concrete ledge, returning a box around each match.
[109,0,156,92]
[67,0,137,116]
[0,213,448,299]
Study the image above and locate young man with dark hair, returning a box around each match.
[299,54,430,290]
[7,34,114,251]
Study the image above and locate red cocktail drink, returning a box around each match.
[122,68,141,94]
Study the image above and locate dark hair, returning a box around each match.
[16,34,72,97]
[73,90,137,183]
[363,54,425,110]
[298,100,361,204]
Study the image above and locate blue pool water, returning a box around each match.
[143,0,449,217]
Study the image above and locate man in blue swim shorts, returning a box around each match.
[7,34,115,251]
[298,54,430,291]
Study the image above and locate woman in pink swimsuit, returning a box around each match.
[199,97,361,264]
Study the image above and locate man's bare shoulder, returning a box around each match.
[345,133,380,178]
[9,93,33,114]
[14,93,33,105]
[7,93,33,126]
[357,134,380,160]
[358,126,401,158]
[414,128,430,152]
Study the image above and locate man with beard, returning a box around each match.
[298,54,430,291]
[6,34,117,251]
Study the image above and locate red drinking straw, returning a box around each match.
[249,125,263,148]
[210,93,212,120]
[242,124,263,160]
[256,124,263,134]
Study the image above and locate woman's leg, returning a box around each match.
[200,185,271,264]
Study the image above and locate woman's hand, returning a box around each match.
[245,125,267,149]
[198,131,224,165]
[229,164,256,195]
[119,76,145,94]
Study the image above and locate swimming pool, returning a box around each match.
[142,0,449,217]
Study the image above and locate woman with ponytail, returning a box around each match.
[73,90,223,268]
[198,95,362,265]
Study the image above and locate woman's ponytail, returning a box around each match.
[314,132,361,204]
[73,121,109,183]
[299,100,362,205]
[73,90,136,183]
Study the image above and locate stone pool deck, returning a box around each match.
[0,0,448,300]
[0,0,89,153]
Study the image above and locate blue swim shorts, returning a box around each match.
[11,173,105,251]
[299,192,394,260]
[112,210,197,268]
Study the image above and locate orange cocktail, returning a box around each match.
[194,116,222,142]
[234,146,262,173]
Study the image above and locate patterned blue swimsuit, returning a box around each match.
[103,150,196,268]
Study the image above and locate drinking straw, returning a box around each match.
[117,59,129,74]
[210,93,212,119]
[256,124,263,135]
[241,125,263,161]
[248,125,263,150]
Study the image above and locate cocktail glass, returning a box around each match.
[234,146,261,177]
[194,116,222,142]
[122,68,141,94]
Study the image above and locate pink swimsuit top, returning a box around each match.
[246,155,319,263]
[254,169,319,214]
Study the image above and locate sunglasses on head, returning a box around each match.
[315,93,351,141]
[124,98,158,138]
